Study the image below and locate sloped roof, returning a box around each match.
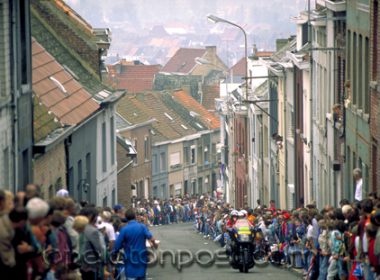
[32,38,99,126]
[230,57,246,77]
[171,90,220,130]
[271,38,297,62]
[256,51,274,57]
[161,48,206,74]
[117,89,222,144]
[31,2,109,94]
[117,94,187,142]
[107,64,161,93]
[33,95,61,143]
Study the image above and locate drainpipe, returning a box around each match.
[10,1,19,193]
[308,0,314,204]
[283,68,288,209]
[64,137,71,196]
[293,65,298,208]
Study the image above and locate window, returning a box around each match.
[133,139,137,165]
[364,37,369,114]
[204,146,209,164]
[170,152,180,167]
[198,177,203,195]
[197,146,202,164]
[373,1,379,80]
[144,136,149,161]
[20,0,31,85]
[192,179,196,195]
[110,117,115,164]
[184,147,190,165]
[353,32,357,104]
[112,189,116,206]
[78,160,82,181]
[161,184,166,198]
[86,153,91,182]
[0,0,5,96]
[102,122,107,172]
[3,148,9,188]
[175,183,182,196]
[103,196,107,208]
[137,180,144,198]
[152,154,157,174]
[347,31,351,89]
[68,167,74,197]
[191,146,196,164]
[184,180,189,195]
[160,152,166,171]
[358,34,363,109]
[22,149,30,188]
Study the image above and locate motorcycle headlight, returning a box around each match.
[239,234,251,242]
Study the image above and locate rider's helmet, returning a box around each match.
[238,211,245,218]
[240,209,248,217]
[231,209,239,217]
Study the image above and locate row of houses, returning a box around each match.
[0,0,124,206]
[1,0,225,207]
[8,0,378,210]
[109,44,227,206]
[223,0,380,210]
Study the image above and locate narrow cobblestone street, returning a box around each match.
[147,223,301,280]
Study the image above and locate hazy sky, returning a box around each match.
[64,0,314,62]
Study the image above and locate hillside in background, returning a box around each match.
[65,0,313,65]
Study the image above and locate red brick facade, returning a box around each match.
[117,125,152,207]
[33,143,67,199]
[31,0,101,75]
[234,115,248,208]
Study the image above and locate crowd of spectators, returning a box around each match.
[2,183,380,280]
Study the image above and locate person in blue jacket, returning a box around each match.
[112,209,158,280]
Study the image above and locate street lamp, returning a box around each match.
[207,14,248,100]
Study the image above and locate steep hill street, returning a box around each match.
[147,223,301,280]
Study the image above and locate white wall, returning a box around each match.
[96,105,118,206]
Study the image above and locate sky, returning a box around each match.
[64,0,314,65]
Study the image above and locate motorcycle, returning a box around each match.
[227,227,256,273]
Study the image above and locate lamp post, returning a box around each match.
[207,14,249,101]
[207,15,249,208]
[195,56,229,202]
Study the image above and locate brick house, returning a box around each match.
[116,114,153,207]
[155,46,227,102]
[32,39,99,199]
[106,60,161,93]
[31,0,124,206]
[116,89,220,201]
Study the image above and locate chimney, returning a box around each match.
[205,46,217,54]
[252,44,258,59]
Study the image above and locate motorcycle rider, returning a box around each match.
[233,210,254,240]
[227,210,254,264]
[225,210,239,257]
